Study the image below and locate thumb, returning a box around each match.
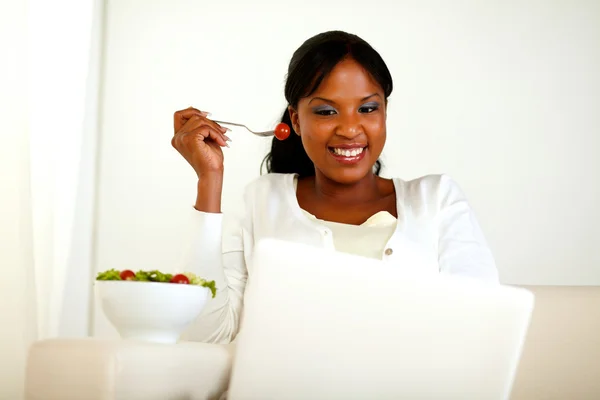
[174,107,211,133]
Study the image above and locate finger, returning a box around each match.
[173,119,229,150]
[188,125,228,148]
[174,108,208,133]
[177,114,205,134]
[174,107,210,133]
[178,115,230,142]
[178,107,210,118]
[177,112,230,136]
[198,116,230,135]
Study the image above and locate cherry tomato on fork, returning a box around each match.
[170,274,190,284]
[274,122,291,140]
[120,270,135,280]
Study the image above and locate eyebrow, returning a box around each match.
[308,93,381,105]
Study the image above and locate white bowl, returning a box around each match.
[95,280,210,344]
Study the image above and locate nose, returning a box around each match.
[335,112,363,139]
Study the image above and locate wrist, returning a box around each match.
[194,174,223,213]
[197,169,224,183]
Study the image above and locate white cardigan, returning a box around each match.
[184,173,499,344]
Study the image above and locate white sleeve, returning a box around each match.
[436,175,500,284]
[180,208,248,344]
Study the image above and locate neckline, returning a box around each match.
[302,208,397,228]
[285,173,403,233]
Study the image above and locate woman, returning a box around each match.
[172,30,499,344]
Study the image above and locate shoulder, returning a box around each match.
[244,173,294,193]
[392,174,468,211]
[242,173,295,204]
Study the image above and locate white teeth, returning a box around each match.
[332,147,364,157]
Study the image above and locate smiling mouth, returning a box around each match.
[328,146,367,157]
[327,146,368,165]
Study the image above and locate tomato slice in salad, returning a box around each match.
[170,274,190,284]
[120,270,135,280]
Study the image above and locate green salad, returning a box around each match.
[96,269,216,298]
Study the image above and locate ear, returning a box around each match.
[288,106,301,135]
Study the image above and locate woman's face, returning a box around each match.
[290,58,387,184]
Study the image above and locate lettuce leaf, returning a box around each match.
[96,269,121,281]
[184,272,217,298]
[200,280,217,298]
[96,269,216,297]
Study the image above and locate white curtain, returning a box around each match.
[0,3,36,399]
[0,0,104,397]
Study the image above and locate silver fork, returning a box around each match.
[212,120,274,137]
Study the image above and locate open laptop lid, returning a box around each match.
[228,238,534,400]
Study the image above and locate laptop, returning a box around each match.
[227,238,534,400]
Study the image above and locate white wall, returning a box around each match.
[93,0,600,337]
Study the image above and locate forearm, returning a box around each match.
[182,207,246,343]
[195,173,223,213]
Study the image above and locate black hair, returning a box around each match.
[261,30,393,178]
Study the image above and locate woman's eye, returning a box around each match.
[359,104,379,113]
[313,108,337,116]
